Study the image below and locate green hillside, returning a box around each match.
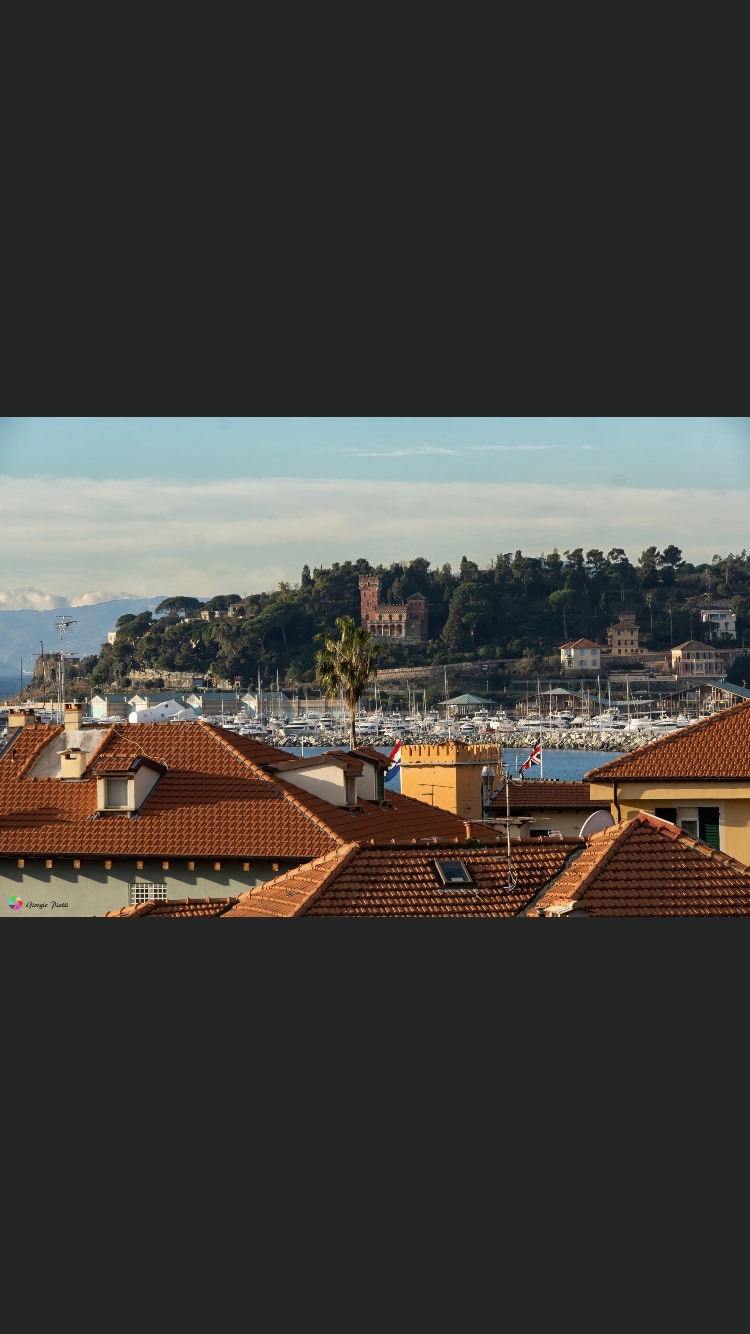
[15,547,750,702]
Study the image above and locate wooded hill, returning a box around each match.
[51,546,750,695]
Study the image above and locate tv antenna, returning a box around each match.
[55,618,77,722]
[418,782,450,808]
[491,766,527,891]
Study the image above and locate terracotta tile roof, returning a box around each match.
[0,721,474,861]
[268,750,364,776]
[222,840,580,917]
[350,745,392,769]
[101,896,239,918]
[487,780,610,812]
[90,754,166,775]
[585,699,750,781]
[527,813,750,916]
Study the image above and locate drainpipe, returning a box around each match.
[613,781,621,823]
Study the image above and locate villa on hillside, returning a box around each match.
[669,641,734,677]
[700,600,737,640]
[559,639,601,672]
[606,611,641,659]
[359,575,428,641]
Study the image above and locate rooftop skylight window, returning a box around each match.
[434,858,475,888]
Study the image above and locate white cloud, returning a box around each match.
[346,447,461,457]
[0,475,748,601]
[0,587,68,611]
[68,590,144,606]
[344,444,597,457]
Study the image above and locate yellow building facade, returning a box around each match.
[400,741,503,821]
[587,778,750,865]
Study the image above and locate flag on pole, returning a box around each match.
[384,738,402,788]
[519,738,542,776]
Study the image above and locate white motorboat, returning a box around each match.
[239,721,271,737]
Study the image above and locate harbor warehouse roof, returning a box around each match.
[444,693,493,706]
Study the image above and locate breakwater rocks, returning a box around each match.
[489,729,640,752]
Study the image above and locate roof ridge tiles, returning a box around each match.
[585,699,750,781]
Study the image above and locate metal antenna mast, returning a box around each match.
[55,618,77,721]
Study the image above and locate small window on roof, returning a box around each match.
[435,858,474,887]
[105,777,130,808]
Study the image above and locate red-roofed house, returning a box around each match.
[585,699,750,862]
[219,840,579,917]
[485,779,612,840]
[559,639,601,672]
[523,813,750,917]
[0,710,485,918]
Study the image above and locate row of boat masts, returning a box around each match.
[219,704,709,747]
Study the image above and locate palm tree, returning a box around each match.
[315,615,379,750]
[665,601,674,645]
[644,591,656,642]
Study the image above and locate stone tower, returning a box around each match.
[359,576,429,642]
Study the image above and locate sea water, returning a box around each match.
[286,745,625,793]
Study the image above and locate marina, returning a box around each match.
[210,704,708,755]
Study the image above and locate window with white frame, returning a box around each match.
[129,882,168,905]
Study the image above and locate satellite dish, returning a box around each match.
[579,810,615,837]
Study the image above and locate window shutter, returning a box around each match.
[655,807,677,825]
[699,807,720,850]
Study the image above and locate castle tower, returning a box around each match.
[406,592,428,641]
[359,576,382,629]
[359,575,429,641]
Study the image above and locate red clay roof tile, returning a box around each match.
[527,812,750,916]
[222,840,579,917]
[101,896,238,918]
[586,699,750,781]
[487,780,610,812]
[0,721,476,862]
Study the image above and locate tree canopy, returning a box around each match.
[59,546,750,693]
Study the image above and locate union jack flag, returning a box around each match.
[519,739,542,775]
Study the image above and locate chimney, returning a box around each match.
[60,747,87,779]
[64,702,84,734]
[7,708,37,729]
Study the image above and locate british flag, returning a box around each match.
[519,739,542,775]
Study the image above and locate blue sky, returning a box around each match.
[0,417,747,609]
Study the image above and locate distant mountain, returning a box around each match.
[0,597,169,675]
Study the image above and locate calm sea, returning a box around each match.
[289,744,624,792]
[0,673,27,703]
